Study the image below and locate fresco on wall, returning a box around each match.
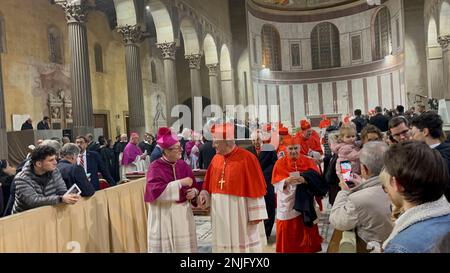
[30,61,72,128]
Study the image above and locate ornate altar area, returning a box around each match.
[48,89,72,130]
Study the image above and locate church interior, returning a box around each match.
[0,0,449,254]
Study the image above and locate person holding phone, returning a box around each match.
[331,125,361,179]
[330,142,393,252]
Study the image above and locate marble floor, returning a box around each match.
[195,197,335,253]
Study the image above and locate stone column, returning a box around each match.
[0,54,7,159]
[207,63,221,106]
[157,42,178,126]
[438,35,450,99]
[57,1,94,137]
[186,54,202,130]
[118,25,146,137]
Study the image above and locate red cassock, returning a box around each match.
[272,155,323,253]
[202,147,267,198]
[295,130,323,156]
[319,119,331,129]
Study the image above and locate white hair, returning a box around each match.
[360,141,388,176]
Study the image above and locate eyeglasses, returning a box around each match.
[167,146,182,151]
[391,129,410,140]
[287,146,299,151]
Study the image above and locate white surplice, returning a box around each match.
[147,180,197,253]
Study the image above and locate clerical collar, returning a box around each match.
[162,156,177,165]
[223,146,238,159]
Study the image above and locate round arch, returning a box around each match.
[440,1,450,36]
[203,34,219,64]
[146,0,174,43]
[179,18,200,55]
[220,44,232,72]
[428,17,439,47]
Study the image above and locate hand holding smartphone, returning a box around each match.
[340,161,356,188]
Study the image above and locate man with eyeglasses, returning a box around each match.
[388,116,411,144]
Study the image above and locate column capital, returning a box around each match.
[117,25,145,45]
[157,42,177,60]
[185,54,202,70]
[207,63,219,76]
[55,0,89,24]
[438,35,450,49]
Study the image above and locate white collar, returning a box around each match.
[429,143,441,149]
[383,196,450,248]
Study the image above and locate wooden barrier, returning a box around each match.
[0,179,147,253]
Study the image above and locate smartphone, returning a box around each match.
[340,161,355,188]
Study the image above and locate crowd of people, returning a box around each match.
[1,104,449,253]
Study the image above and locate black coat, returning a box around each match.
[37,121,50,130]
[198,141,216,169]
[435,142,450,201]
[352,116,367,134]
[247,144,278,237]
[138,141,155,156]
[20,122,33,131]
[247,145,277,185]
[294,170,328,227]
[84,151,115,190]
[57,159,95,197]
[369,114,389,132]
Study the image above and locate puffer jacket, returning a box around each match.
[12,161,67,214]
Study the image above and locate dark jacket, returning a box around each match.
[0,174,14,216]
[369,114,389,132]
[352,116,367,134]
[198,141,216,169]
[435,142,450,201]
[112,141,127,182]
[138,141,155,156]
[37,120,50,130]
[12,161,67,214]
[294,170,328,227]
[20,121,33,131]
[247,144,277,185]
[247,144,277,237]
[150,145,163,163]
[99,146,115,183]
[57,159,95,197]
[85,151,116,190]
[87,141,101,153]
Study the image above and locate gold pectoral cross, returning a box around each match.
[219,178,226,190]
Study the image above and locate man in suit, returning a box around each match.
[57,143,95,197]
[247,129,278,238]
[37,116,50,130]
[75,135,116,191]
[369,106,389,132]
[86,133,101,153]
[21,118,33,131]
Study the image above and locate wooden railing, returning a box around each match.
[0,179,148,253]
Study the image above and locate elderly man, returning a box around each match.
[57,143,95,197]
[272,134,326,253]
[330,142,394,252]
[411,112,450,201]
[295,120,323,159]
[247,130,278,238]
[121,133,150,179]
[198,123,268,253]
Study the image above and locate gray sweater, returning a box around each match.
[12,161,67,214]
